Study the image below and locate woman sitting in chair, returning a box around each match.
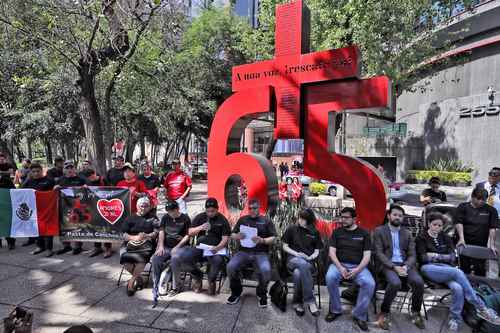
[120,196,159,296]
[282,208,323,317]
[416,212,500,332]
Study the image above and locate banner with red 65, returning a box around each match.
[59,187,131,242]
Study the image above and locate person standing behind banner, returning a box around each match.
[455,188,498,277]
[0,153,16,250]
[105,156,125,186]
[21,162,55,256]
[14,158,31,187]
[139,164,161,212]
[54,161,87,256]
[117,163,147,214]
[46,156,64,183]
[162,158,192,214]
[78,160,94,179]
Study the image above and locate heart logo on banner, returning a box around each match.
[97,199,125,225]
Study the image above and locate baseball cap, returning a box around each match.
[122,162,135,171]
[165,200,179,211]
[64,160,75,168]
[205,197,219,209]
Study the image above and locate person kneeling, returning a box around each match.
[282,209,323,317]
[325,207,374,331]
[226,199,276,307]
[170,198,230,295]
[120,197,159,296]
[151,200,191,307]
[416,212,500,332]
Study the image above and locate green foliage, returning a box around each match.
[427,158,474,173]
[407,170,472,186]
[309,181,327,195]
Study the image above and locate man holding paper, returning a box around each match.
[226,199,276,307]
[170,198,231,295]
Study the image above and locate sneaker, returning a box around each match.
[377,313,391,330]
[477,306,500,325]
[45,250,54,258]
[308,302,320,317]
[89,248,103,257]
[294,304,305,317]
[56,247,72,255]
[325,312,342,322]
[72,247,83,255]
[411,312,426,329]
[258,296,267,308]
[353,317,369,331]
[103,249,113,258]
[31,247,45,255]
[8,243,15,250]
[447,318,459,333]
[227,295,240,305]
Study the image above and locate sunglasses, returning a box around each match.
[489,172,500,177]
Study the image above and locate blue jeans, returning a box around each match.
[326,263,375,321]
[287,256,316,305]
[227,251,272,297]
[421,264,484,322]
[151,248,173,297]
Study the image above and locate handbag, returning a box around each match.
[126,239,154,253]
[3,307,33,333]
[270,280,288,312]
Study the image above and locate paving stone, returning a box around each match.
[29,309,88,333]
[0,263,28,280]
[22,275,119,316]
[85,321,161,333]
[0,269,74,305]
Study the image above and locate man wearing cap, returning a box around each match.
[105,156,125,186]
[226,199,276,307]
[170,198,231,295]
[117,163,147,214]
[46,156,64,183]
[151,200,191,306]
[54,161,87,255]
[162,158,192,214]
[21,162,55,255]
[420,177,447,206]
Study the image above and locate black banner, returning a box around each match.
[59,187,130,242]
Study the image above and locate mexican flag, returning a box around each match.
[0,189,59,238]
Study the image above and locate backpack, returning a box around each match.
[462,283,500,333]
[270,279,288,312]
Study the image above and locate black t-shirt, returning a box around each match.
[160,213,190,248]
[106,167,125,186]
[191,212,231,246]
[282,224,323,256]
[121,213,159,235]
[455,202,498,246]
[46,167,63,182]
[138,174,161,190]
[232,215,277,252]
[85,177,104,186]
[0,162,14,178]
[58,176,86,187]
[21,177,55,191]
[421,188,447,205]
[329,227,371,265]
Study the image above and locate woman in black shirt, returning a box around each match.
[282,208,323,317]
[120,197,159,296]
[416,212,500,331]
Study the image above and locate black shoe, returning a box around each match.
[167,289,182,297]
[89,248,103,257]
[258,296,268,308]
[8,243,15,250]
[353,317,369,331]
[325,312,342,322]
[22,240,35,247]
[46,250,54,258]
[31,247,45,255]
[294,304,305,317]
[152,297,158,308]
[135,277,144,290]
[56,247,72,255]
[227,295,240,305]
[127,287,136,297]
[72,247,83,255]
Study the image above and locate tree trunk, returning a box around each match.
[140,136,146,159]
[78,67,106,175]
[45,139,53,165]
[0,139,13,162]
[27,138,32,160]
[65,141,75,164]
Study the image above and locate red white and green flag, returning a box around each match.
[0,189,59,238]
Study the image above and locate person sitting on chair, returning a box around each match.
[325,207,374,331]
[151,200,191,306]
[373,205,425,330]
[455,188,498,277]
[420,177,447,206]
[120,197,159,297]
[416,212,500,332]
[226,198,276,307]
[170,197,231,295]
[282,208,323,317]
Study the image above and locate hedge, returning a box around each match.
[406,170,472,186]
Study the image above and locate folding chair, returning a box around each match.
[457,245,498,287]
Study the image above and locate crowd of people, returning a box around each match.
[1,153,500,332]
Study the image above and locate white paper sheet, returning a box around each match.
[196,243,228,257]
[240,225,258,248]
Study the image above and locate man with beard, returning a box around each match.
[54,161,87,255]
[373,205,425,330]
[21,163,55,256]
[325,207,374,331]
